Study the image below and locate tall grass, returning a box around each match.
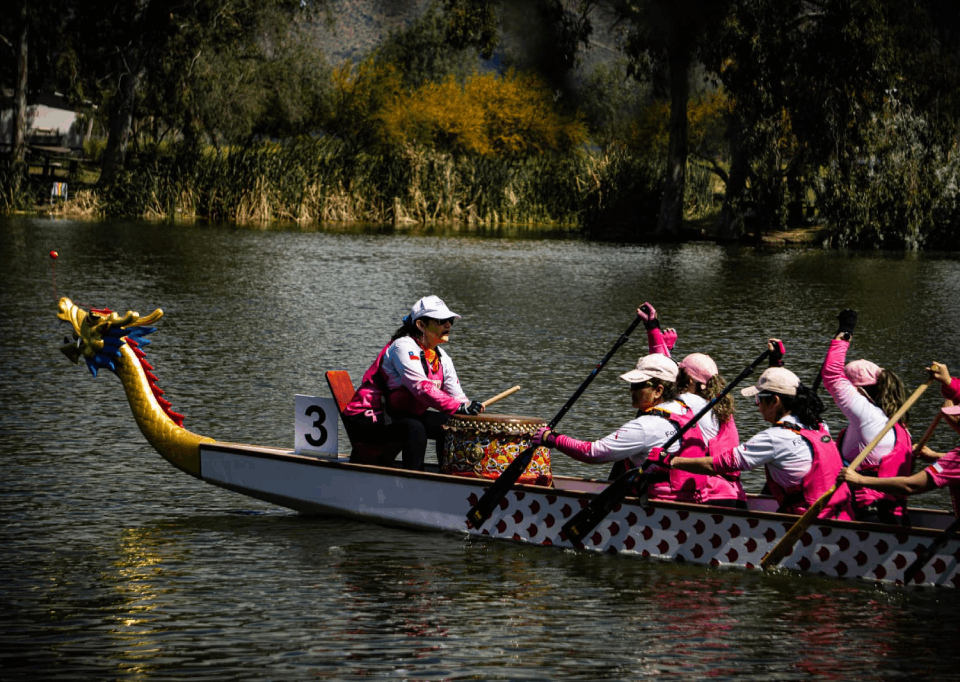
[89,137,596,228]
[0,161,36,212]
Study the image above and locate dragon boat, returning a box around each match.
[56,297,960,588]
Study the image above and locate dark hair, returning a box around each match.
[655,379,679,404]
[390,318,422,343]
[863,369,908,427]
[779,383,826,428]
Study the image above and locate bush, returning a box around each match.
[0,160,33,211]
[375,69,588,157]
[815,98,948,249]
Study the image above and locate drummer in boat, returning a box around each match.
[669,345,854,520]
[531,352,748,508]
[840,361,960,515]
[342,295,484,471]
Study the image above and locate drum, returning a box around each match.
[442,413,553,486]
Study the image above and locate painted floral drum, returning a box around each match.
[442,414,553,486]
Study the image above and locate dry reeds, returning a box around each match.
[23,137,613,230]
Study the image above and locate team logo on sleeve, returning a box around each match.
[408,352,419,361]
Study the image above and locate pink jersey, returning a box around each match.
[713,417,853,520]
[943,377,960,404]
[645,403,745,504]
[822,339,895,466]
[344,336,466,420]
[767,422,854,520]
[925,448,960,516]
[844,422,913,517]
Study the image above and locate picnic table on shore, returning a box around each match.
[29,144,76,179]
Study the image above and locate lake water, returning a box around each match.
[2,215,960,680]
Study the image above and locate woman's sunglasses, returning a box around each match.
[754,391,777,406]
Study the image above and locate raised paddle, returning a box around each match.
[482,385,521,408]
[465,312,645,528]
[562,347,771,546]
[760,379,933,570]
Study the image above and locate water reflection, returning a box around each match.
[3,216,960,680]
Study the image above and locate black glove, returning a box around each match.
[638,303,660,331]
[458,400,484,416]
[836,309,858,336]
[769,339,786,367]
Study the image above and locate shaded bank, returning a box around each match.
[0,139,719,240]
[4,137,958,249]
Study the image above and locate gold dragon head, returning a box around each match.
[58,297,164,365]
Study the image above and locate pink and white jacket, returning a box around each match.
[822,339,898,467]
[641,327,745,503]
[712,416,854,520]
[645,401,746,505]
[344,336,467,421]
[823,339,913,515]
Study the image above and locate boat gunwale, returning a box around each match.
[200,440,956,538]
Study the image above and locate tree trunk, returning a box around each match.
[99,65,141,186]
[716,122,749,242]
[655,43,691,238]
[11,1,29,165]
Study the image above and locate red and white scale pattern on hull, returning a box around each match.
[465,489,960,587]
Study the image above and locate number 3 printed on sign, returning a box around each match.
[304,404,328,447]
[295,395,338,456]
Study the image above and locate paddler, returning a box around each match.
[821,309,913,524]
[631,302,747,507]
[342,295,484,470]
[670,344,854,520]
[840,361,960,515]
[531,352,746,505]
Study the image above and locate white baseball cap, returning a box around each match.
[403,295,461,324]
[742,367,800,397]
[620,353,680,384]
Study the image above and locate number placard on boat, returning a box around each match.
[295,395,338,457]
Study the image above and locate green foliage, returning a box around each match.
[815,97,953,249]
[191,20,332,144]
[375,2,480,88]
[574,59,651,149]
[705,0,960,243]
[0,161,34,212]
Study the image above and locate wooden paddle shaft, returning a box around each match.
[846,380,931,472]
[483,385,521,408]
[760,379,932,570]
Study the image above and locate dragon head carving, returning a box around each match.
[58,297,164,374]
[56,297,208,473]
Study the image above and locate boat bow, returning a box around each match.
[57,296,213,477]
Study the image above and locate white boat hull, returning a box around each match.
[200,441,960,588]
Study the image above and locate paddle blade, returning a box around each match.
[759,487,835,569]
[562,468,642,546]
[466,445,536,528]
